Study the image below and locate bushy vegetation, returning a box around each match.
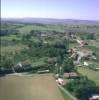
[0,29,20,36]
[62,56,75,72]
[65,76,99,100]
[0,29,69,74]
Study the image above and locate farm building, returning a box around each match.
[95,68,99,71]
[56,78,64,86]
[89,94,99,100]
[63,35,76,41]
[37,70,50,74]
[69,48,96,63]
[84,61,89,66]
[63,72,78,79]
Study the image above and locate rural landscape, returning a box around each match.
[1,0,99,100]
[0,18,99,100]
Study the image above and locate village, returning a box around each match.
[52,34,99,100]
[1,33,99,100]
[1,19,99,100]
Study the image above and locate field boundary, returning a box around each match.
[58,84,77,100]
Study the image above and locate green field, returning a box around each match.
[1,45,27,53]
[1,35,21,41]
[17,25,64,34]
[59,86,77,100]
[77,67,99,86]
[88,61,99,69]
[83,40,99,55]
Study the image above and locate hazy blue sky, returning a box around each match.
[1,0,99,20]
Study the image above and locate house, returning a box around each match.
[69,48,96,63]
[70,34,77,39]
[76,50,96,63]
[82,41,88,45]
[63,72,78,79]
[68,47,78,54]
[76,38,88,47]
[56,78,64,86]
[37,70,49,74]
[41,33,47,37]
[84,61,89,66]
[95,68,99,71]
[63,34,77,41]
[76,39,83,45]
[89,94,99,100]
[16,62,22,68]
[79,49,96,58]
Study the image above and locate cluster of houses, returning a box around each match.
[63,34,98,66]
[55,72,78,86]
[63,34,88,46]
[69,47,97,63]
[41,33,88,47]
[68,45,99,71]
[55,34,99,100]
[41,33,63,40]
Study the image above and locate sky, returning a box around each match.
[1,0,99,20]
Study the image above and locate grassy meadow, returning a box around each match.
[1,45,27,53]
[78,67,99,86]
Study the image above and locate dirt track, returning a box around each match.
[0,74,64,100]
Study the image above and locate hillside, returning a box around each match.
[1,18,99,25]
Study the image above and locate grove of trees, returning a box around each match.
[65,76,99,100]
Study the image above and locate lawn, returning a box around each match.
[0,74,64,100]
[77,67,99,86]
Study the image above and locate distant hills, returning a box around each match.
[1,18,99,25]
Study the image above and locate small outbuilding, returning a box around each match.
[56,78,64,86]
[95,68,99,71]
[84,61,89,66]
[63,72,78,79]
[37,70,50,74]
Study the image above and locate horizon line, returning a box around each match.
[1,17,99,22]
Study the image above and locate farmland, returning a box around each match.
[77,67,99,86]
[1,18,99,100]
[0,74,64,100]
[1,45,26,53]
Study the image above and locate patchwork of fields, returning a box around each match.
[0,74,64,100]
[1,19,99,100]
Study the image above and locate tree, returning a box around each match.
[62,56,75,72]
[0,54,14,69]
[65,77,99,100]
[87,33,96,40]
